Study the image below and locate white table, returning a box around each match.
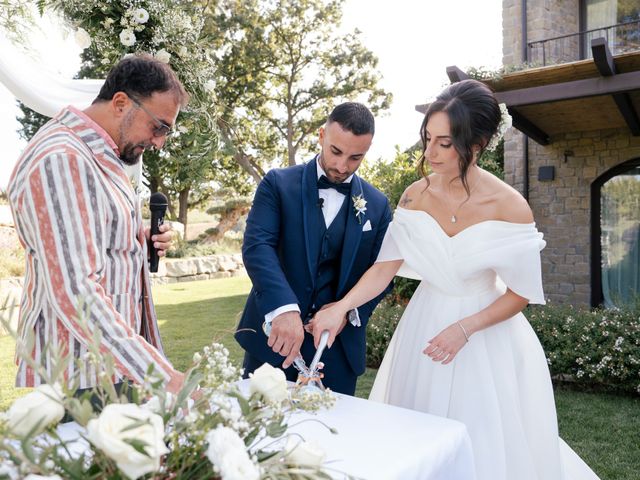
[283,390,476,480]
[56,385,476,480]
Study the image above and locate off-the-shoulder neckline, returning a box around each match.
[395,206,536,239]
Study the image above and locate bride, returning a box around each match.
[310,79,600,479]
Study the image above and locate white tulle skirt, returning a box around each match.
[369,282,600,480]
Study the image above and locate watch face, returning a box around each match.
[262,321,271,336]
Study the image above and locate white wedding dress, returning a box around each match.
[370,207,600,480]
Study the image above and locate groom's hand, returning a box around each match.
[269,312,305,369]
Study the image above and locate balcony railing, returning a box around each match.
[527,19,640,67]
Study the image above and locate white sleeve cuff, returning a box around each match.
[265,304,301,324]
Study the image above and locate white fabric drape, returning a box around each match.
[0,32,141,182]
[0,32,101,117]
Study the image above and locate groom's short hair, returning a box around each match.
[327,102,375,136]
[94,54,189,106]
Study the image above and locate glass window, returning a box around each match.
[585,0,640,55]
[600,164,640,307]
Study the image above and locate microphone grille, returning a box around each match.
[149,192,168,209]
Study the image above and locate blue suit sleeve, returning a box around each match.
[242,172,299,316]
[353,199,394,325]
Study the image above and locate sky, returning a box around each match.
[0,0,502,189]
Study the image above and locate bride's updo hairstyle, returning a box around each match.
[418,79,501,195]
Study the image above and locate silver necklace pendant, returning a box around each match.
[451,215,457,223]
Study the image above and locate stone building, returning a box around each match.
[423,0,640,307]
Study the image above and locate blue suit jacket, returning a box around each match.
[236,158,392,377]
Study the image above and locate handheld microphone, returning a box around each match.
[317,198,324,208]
[149,192,168,273]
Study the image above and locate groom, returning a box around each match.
[235,102,392,395]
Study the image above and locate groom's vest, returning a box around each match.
[307,197,349,318]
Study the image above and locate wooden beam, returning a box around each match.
[591,38,640,135]
[495,70,640,106]
[592,37,616,76]
[446,66,469,83]
[508,107,551,145]
[612,96,640,135]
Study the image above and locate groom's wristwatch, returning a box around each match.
[347,309,361,327]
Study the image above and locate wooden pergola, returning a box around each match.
[416,39,640,145]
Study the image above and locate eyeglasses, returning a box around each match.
[129,95,174,138]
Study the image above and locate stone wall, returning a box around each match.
[150,254,246,285]
[525,129,640,304]
[503,0,580,68]
[0,254,247,336]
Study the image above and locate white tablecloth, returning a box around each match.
[282,391,476,479]
[57,383,476,480]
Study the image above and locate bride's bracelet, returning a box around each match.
[457,321,470,343]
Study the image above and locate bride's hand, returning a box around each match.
[308,303,348,349]
[423,320,470,365]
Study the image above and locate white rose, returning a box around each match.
[142,392,174,414]
[119,29,137,47]
[7,383,64,437]
[249,363,288,404]
[74,27,91,50]
[204,79,216,93]
[86,403,168,480]
[285,437,326,467]
[178,46,188,57]
[206,426,259,480]
[154,48,171,64]
[132,8,149,24]
[0,463,19,480]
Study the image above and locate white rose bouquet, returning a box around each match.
[0,313,336,480]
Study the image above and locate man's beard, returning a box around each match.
[318,152,349,184]
[118,111,147,165]
[119,143,144,165]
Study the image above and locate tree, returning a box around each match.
[10,0,391,240]
[202,196,252,243]
[194,0,392,179]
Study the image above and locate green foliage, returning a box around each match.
[478,138,504,180]
[212,0,392,168]
[15,104,50,142]
[365,298,403,368]
[206,197,252,216]
[0,1,37,45]
[360,145,422,208]
[528,301,640,394]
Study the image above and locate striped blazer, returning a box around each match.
[8,106,179,389]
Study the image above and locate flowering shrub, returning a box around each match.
[366,298,404,368]
[528,301,640,394]
[0,315,336,479]
[366,298,640,393]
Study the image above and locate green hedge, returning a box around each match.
[366,298,403,368]
[366,298,640,394]
[528,301,640,394]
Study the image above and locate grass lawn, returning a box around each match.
[1,276,638,479]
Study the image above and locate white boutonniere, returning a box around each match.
[352,194,367,224]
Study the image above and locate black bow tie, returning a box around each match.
[318,175,351,195]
